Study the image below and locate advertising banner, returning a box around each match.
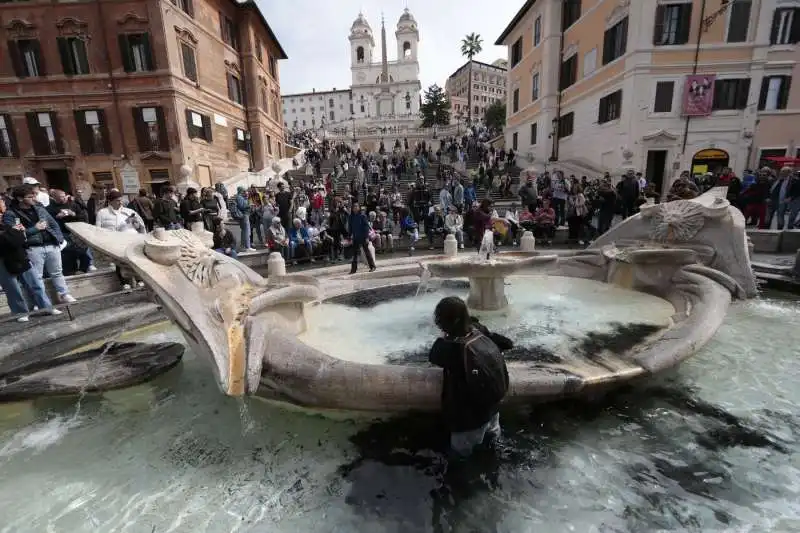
[683,75,716,116]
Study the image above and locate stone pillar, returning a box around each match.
[443,234,458,257]
[520,231,536,252]
[466,277,508,312]
[268,252,286,277]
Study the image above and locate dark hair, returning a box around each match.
[107,190,123,201]
[12,184,36,200]
[186,187,197,195]
[434,296,471,337]
[138,188,148,196]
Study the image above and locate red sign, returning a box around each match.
[682,75,716,116]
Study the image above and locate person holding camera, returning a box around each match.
[95,190,146,290]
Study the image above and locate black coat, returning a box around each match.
[0,224,30,275]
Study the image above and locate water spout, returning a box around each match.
[478,230,495,263]
[416,264,432,297]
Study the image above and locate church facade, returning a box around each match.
[281,9,422,133]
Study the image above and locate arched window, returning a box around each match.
[356,46,364,62]
[403,42,411,58]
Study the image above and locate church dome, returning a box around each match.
[397,8,417,31]
[350,12,373,37]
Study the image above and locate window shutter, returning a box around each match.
[736,79,750,109]
[185,109,194,138]
[778,76,792,109]
[232,128,238,151]
[58,37,74,76]
[141,33,156,70]
[790,8,800,44]
[7,40,24,77]
[75,40,90,74]
[620,17,628,55]
[26,112,44,155]
[653,5,665,45]
[32,40,46,76]
[185,0,194,17]
[119,34,133,72]
[201,115,213,142]
[602,29,612,64]
[155,106,169,150]
[74,110,90,154]
[769,10,781,44]
[219,11,227,42]
[50,113,63,153]
[132,107,148,151]
[712,80,722,109]
[727,1,751,43]
[2,114,19,157]
[677,4,692,44]
[98,109,112,154]
[758,77,769,110]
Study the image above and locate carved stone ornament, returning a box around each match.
[174,26,198,45]
[563,42,579,60]
[640,198,731,243]
[606,0,631,28]
[56,17,89,37]
[5,19,37,39]
[117,12,149,26]
[224,60,241,75]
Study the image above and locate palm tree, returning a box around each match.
[460,33,483,125]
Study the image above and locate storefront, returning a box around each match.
[691,148,730,176]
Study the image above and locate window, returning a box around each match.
[26,112,62,155]
[562,0,581,30]
[512,88,520,113]
[512,132,518,151]
[268,55,277,78]
[119,33,155,72]
[0,114,19,158]
[530,122,537,145]
[603,17,628,65]
[172,0,193,16]
[653,81,675,113]
[185,109,212,142]
[598,90,622,123]
[8,39,44,78]
[712,78,750,110]
[727,0,751,43]
[653,3,692,46]
[759,76,792,111]
[329,98,334,108]
[557,112,574,139]
[75,109,111,155]
[532,73,540,100]
[770,8,799,45]
[311,107,315,115]
[329,111,335,120]
[759,148,787,167]
[261,87,268,109]
[559,55,578,90]
[93,171,115,188]
[133,106,169,152]
[534,16,542,46]
[266,134,272,155]
[233,127,248,152]
[180,42,197,82]
[219,12,239,50]
[511,37,523,67]
[356,46,365,62]
[57,37,89,75]
[255,40,263,63]
[302,120,306,126]
[227,73,242,104]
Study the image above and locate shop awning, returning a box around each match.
[764,156,800,165]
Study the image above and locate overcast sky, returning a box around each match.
[258,0,522,95]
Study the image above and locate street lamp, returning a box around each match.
[433,110,438,139]
[351,112,356,145]
[549,118,559,162]
[244,131,255,171]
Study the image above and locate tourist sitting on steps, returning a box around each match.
[212,218,237,258]
[428,296,512,457]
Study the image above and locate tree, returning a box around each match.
[419,84,450,127]
[460,32,483,125]
[484,100,506,135]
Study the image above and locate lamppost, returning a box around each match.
[351,112,356,145]
[244,131,255,171]
[320,116,326,143]
[456,112,464,136]
[549,118,559,162]
[433,110,438,139]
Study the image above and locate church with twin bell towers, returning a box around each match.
[348,9,422,123]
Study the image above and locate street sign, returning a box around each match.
[119,163,140,194]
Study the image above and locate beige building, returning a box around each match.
[445,59,507,125]
[495,0,800,194]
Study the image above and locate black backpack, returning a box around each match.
[461,330,509,408]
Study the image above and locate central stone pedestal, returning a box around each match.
[467,277,508,311]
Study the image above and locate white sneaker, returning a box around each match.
[59,294,76,304]
[122,283,132,291]
[245,248,257,252]
[87,265,98,272]
[136,281,145,288]
[49,308,63,316]
[16,315,29,323]
[459,243,464,249]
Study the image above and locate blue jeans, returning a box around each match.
[214,248,238,258]
[0,261,53,314]
[239,217,251,249]
[450,412,501,457]
[27,244,69,297]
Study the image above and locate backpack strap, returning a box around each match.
[461,329,483,375]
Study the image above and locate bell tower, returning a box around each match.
[395,8,419,63]
[349,12,375,73]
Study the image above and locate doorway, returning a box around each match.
[691,148,730,176]
[43,168,71,193]
[645,150,668,195]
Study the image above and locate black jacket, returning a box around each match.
[47,199,88,237]
[0,223,30,274]
[429,322,512,432]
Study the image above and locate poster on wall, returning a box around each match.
[683,75,716,116]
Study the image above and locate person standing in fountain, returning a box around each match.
[347,202,376,274]
[429,296,512,457]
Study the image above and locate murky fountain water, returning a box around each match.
[0,290,798,532]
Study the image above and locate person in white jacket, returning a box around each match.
[95,190,146,290]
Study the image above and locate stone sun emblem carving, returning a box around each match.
[648,200,707,242]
